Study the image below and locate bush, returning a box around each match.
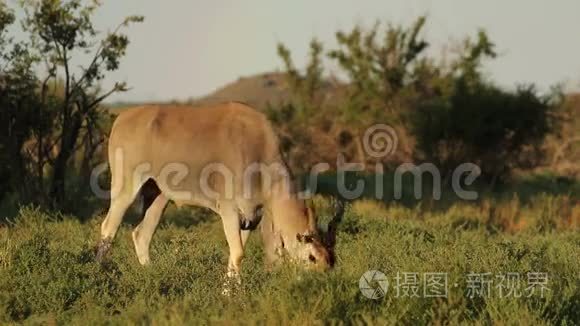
[412,80,557,183]
[276,17,562,184]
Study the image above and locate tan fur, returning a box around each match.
[99,102,331,283]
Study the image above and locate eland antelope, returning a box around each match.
[96,102,343,283]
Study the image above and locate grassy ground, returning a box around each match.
[0,193,579,325]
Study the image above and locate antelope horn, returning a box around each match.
[301,198,317,232]
[325,197,346,249]
[306,205,317,232]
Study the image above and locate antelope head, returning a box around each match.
[289,197,346,270]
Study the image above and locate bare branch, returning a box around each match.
[71,17,141,94]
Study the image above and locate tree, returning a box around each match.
[275,17,434,168]
[276,16,559,182]
[277,39,325,121]
[328,17,429,122]
[409,31,558,183]
[0,0,142,210]
[0,2,40,201]
[19,0,143,207]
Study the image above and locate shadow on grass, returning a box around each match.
[1,171,577,225]
[307,171,580,211]
[121,202,217,229]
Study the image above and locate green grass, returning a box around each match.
[0,196,579,325]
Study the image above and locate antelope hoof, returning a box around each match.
[95,238,112,262]
[222,271,242,296]
[221,281,241,296]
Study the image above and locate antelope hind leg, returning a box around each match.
[132,193,168,265]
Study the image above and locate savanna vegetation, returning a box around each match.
[0,0,579,325]
[1,196,579,324]
[0,0,141,211]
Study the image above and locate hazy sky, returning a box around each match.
[76,1,580,102]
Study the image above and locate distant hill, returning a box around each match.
[189,72,292,110]
[106,71,344,112]
[105,72,290,112]
[105,72,345,113]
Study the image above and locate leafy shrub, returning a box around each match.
[412,81,557,183]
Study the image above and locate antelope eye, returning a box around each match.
[308,254,316,263]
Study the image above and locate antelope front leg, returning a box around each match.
[260,214,282,269]
[221,207,244,294]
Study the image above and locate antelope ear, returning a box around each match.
[306,205,316,220]
[305,201,317,231]
[296,233,304,243]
